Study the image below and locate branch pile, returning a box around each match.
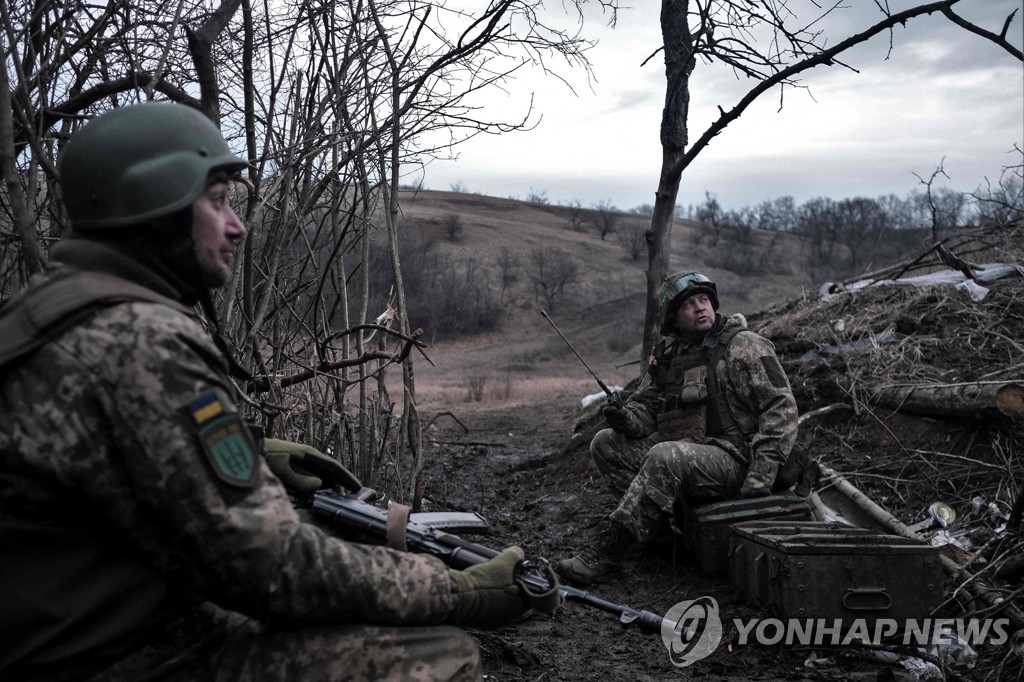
[748,223,1024,675]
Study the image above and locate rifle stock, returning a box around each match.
[311,489,667,634]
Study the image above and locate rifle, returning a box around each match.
[311,488,668,634]
[540,310,623,409]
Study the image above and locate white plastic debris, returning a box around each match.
[956,279,990,301]
[802,651,834,668]
[926,632,978,670]
[862,649,942,680]
[818,262,1021,303]
[580,387,623,410]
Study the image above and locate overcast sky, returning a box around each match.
[413,1,1023,212]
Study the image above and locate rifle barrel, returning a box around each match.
[311,491,666,634]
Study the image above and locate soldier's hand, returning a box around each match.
[601,405,631,433]
[264,438,361,495]
[448,546,528,629]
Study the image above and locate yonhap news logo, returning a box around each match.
[661,596,723,667]
[660,595,1012,668]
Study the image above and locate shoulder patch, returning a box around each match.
[187,389,259,489]
[189,391,225,424]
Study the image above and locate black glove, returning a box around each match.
[606,391,623,410]
[448,546,529,629]
[602,405,631,433]
[264,438,361,495]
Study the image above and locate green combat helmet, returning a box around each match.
[59,102,249,230]
[658,271,719,334]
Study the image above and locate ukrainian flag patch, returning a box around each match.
[190,391,224,424]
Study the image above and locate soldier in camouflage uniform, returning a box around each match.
[556,272,798,584]
[0,103,534,681]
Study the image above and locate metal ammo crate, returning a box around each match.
[729,520,944,624]
[679,494,812,576]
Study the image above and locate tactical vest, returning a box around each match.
[651,326,744,452]
[0,268,193,373]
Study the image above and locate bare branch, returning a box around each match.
[942,6,1023,60]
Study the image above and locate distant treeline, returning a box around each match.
[638,175,1022,282]
[357,169,1022,340]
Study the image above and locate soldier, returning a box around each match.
[0,102,533,681]
[556,271,799,585]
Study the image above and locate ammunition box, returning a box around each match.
[729,521,944,624]
[679,494,812,576]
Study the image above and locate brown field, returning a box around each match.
[393,188,810,415]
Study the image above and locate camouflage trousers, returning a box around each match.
[87,603,482,682]
[591,428,744,543]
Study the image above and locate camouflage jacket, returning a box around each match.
[617,313,798,479]
[0,239,455,674]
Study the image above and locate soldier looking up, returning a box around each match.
[0,102,528,682]
[556,271,799,585]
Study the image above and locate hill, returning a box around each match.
[392,188,811,414]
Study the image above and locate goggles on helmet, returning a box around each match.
[658,272,715,310]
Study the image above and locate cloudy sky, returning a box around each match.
[414,1,1023,212]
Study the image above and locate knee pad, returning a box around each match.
[590,428,618,467]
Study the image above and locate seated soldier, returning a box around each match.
[556,271,799,585]
[0,102,535,682]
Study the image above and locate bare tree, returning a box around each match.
[617,221,647,261]
[972,150,1024,227]
[914,160,971,241]
[529,247,579,311]
[443,213,464,242]
[563,198,587,231]
[638,0,1023,363]
[696,191,724,247]
[527,188,550,205]
[495,247,521,303]
[0,0,609,503]
[591,198,618,240]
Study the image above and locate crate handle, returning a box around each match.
[842,587,892,611]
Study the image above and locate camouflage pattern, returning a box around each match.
[590,430,662,495]
[91,604,481,681]
[590,313,798,541]
[0,239,472,681]
[609,441,745,542]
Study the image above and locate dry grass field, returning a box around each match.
[392,188,811,421]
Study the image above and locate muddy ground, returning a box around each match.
[402,250,1024,681]
[416,394,1020,682]
[413,366,1024,679]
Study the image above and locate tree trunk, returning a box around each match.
[0,21,44,277]
[866,382,1024,419]
[642,0,694,365]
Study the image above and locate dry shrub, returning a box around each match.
[466,375,487,402]
[490,374,514,401]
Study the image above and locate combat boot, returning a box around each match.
[555,521,633,585]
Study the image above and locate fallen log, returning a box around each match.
[865,381,1024,419]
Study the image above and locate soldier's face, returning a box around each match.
[192,174,246,288]
[675,293,715,334]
